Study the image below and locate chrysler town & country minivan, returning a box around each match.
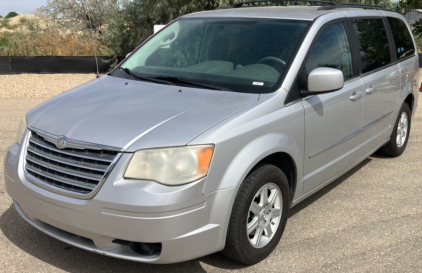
[4,1,419,265]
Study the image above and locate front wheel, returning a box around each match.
[378,103,411,157]
[221,164,290,264]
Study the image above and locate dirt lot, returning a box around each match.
[0,74,97,98]
[0,73,422,272]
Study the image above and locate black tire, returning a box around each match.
[378,103,411,157]
[221,164,290,265]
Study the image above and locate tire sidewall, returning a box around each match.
[237,165,290,264]
[392,103,411,156]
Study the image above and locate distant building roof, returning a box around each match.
[404,10,422,22]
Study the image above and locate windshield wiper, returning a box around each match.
[119,68,230,91]
[119,67,176,86]
[151,76,231,91]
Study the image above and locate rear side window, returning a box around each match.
[352,19,391,74]
[306,23,354,81]
[387,17,415,60]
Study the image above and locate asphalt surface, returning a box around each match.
[1,92,422,272]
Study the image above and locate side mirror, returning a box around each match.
[126,52,132,59]
[306,67,344,94]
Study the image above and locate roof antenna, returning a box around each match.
[88,13,100,79]
[93,34,100,79]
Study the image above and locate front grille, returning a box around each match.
[25,132,119,194]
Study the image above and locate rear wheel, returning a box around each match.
[378,103,411,157]
[221,164,290,264]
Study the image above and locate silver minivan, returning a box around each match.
[4,2,419,265]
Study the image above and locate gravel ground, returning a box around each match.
[0,73,421,272]
[0,74,96,98]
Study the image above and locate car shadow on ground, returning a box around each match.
[288,158,372,218]
[369,150,392,159]
[0,158,371,272]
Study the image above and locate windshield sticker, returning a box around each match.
[253,82,264,86]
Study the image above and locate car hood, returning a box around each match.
[27,76,259,152]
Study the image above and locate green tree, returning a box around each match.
[36,0,120,59]
[101,0,222,63]
[38,0,119,30]
[5,12,19,19]
[399,0,420,11]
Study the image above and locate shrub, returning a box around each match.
[0,19,12,30]
[0,32,10,51]
[5,12,19,19]
[0,31,111,56]
[19,17,28,24]
[0,17,111,56]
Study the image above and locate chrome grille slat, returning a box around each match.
[26,156,104,181]
[27,170,92,194]
[25,131,119,195]
[26,165,96,190]
[27,147,108,172]
[29,135,115,163]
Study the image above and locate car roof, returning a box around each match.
[183,6,394,21]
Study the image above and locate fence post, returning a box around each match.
[8,51,11,71]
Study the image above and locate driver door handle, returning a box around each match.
[350,91,363,102]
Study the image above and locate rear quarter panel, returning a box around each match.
[383,11,419,118]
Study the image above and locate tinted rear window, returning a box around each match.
[387,17,415,60]
[352,19,391,74]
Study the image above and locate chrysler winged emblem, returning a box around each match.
[55,137,67,149]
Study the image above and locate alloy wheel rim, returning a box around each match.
[247,183,283,249]
[396,112,408,148]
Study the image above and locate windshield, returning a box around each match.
[112,18,310,93]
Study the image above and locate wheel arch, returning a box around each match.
[247,152,297,205]
[404,93,415,112]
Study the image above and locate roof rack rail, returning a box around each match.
[216,0,336,10]
[340,3,385,8]
[318,3,389,11]
[216,1,390,11]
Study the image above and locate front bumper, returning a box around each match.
[4,140,236,264]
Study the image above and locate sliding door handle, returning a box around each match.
[365,85,377,95]
[350,91,363,102]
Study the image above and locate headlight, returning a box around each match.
[124,145,214,185]
[16,115,27,145]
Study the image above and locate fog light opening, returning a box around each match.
[129,242,162,256]
[112,239,162,256]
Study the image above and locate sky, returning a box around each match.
[0,0,47,17]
